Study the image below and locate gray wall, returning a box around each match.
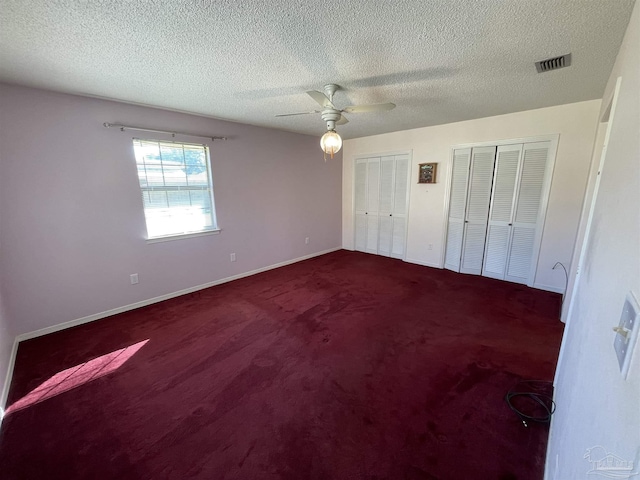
[0,84,342,341]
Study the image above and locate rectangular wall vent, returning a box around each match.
[535,53,572,73]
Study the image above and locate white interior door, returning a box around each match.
[483,144,523,280]
[505,141,551,284]
[354,159,368,252]
[460,146,496,275]
[444,148,471,272]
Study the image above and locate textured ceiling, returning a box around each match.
[0,0,635,139]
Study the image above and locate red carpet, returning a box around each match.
[0,250,563,479]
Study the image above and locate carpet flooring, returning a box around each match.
[0,250,563,479]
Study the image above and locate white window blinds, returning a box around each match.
[133,139,218,239]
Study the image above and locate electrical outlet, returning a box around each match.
[230,253,236,262]
[428,243,433,250]
[130,273,139,285]
[614,291,639,379]
[305,237,310,244]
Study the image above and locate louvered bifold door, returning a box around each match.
[365,158,381,254]
[390,154,409,259]
[482,144,522,280]
[377,156,395,257]
[444,148,471,272]
[505,141,551,285]
[459,146,496,275]
[354,159,368,252]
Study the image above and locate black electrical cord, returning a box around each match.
[505,380,556,427]
[553,262,569,311]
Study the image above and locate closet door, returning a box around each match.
[354,159,368,252]
[365,158,381,254]
[444,148,471,272]
[390,154,409,258]
[459,146,496,275]
[483,144,523,279]
[377,156,396,257]
[505,141,551,284]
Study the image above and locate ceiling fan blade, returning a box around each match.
[306,90,335,109]
[336,114,349,125]
[275,110,319,117]
[342,103,396,114]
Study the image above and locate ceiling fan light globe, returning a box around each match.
[320,130,342,157]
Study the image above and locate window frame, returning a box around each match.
[132,138,220,243]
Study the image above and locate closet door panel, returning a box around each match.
[444,148,471,272]
[482,145,522,279]
[365,158,381,254]
[506,142,550,284]
[354,160,368,212]
[393,155,409,215]
[461,223,489,273]
[366,158,381,214]
[445,222,464,269]
[355,214,367,252]
[378,215,393,257]
[391,155,409,258]
[465,147,496,221]
[354,154,410,259]
[366,215,379,254]
[354,160,368,252]
[460,146,496,275]
[483,225,510,278]
[391,216,406,258]
[376,156,395,256]
[514,145,547,224]
[379,156,395,214]
[506,227,536,281]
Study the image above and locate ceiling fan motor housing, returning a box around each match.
[321,110,341,131]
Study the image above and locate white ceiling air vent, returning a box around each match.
[535,53,572,73]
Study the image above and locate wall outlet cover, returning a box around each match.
[614,291,640,379]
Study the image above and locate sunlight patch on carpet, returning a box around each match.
[6,339,149,415]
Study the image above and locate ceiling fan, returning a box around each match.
[276,84,396,159]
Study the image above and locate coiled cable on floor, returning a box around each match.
[505,380,555,428]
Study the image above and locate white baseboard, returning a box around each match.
[533,282,566,294]
[0,338,19,424]
[404,257,442,269]
[17,247,342,343]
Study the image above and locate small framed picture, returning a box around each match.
[418,163,437,184]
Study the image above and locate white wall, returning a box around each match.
[545,2,640,478]
[0,85,342,340]
[342,100,601,293]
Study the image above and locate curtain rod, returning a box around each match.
[103,123,227,141]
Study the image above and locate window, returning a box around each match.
[133,139,218,240]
